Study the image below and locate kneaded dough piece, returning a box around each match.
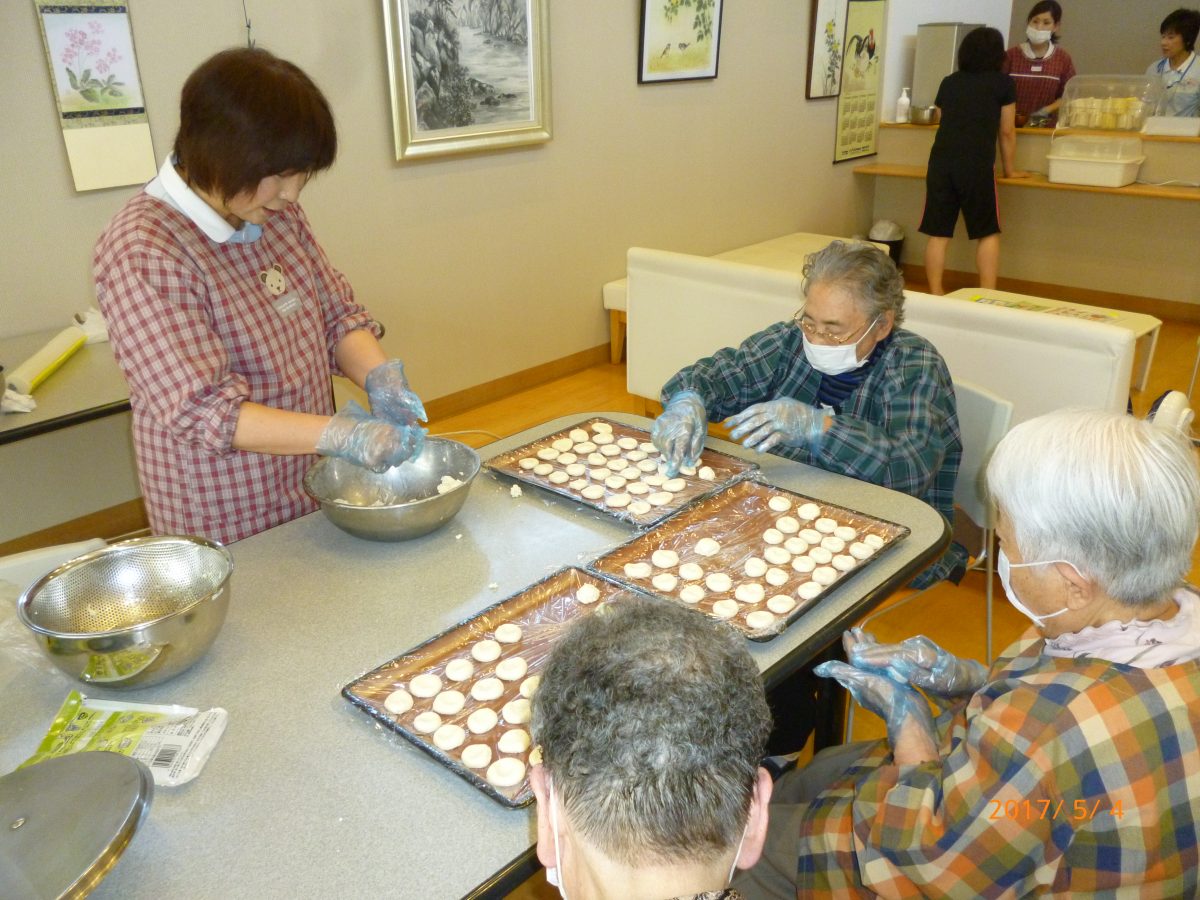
[765,567,789,587]
[639,442,659,454]
[605,458,627,472]
[384,689,414,715]
[432,690,466,716]
[569,428,589,443]
[604,475,627,490]
[797,581,824,601]
[599,443,622,457]
[652,549,680,568]
[498,728,532,754]
[472,639,502,663]
[462,744,493,769]
[433,723,467,751]
[735,582,765,604]
[768,495,792,512]
[533,463,554,476]
[471,677,505,702]
[576,583,601,604]
[557,452,577,466]
[784,537,809,555]
[528,745,543,766]
[592,421,614,434]
[565,463,586,477]
[410,672,443,698]
[679,464,698,476]
[764,546,792,566]
[679,584,706,604]
[606,492,632,508]
[495,622,522,644]
[519,675,541,698]
[792,556,817,573]
[518,457,538,470]
[445,658,475,682]
[712,599,739,619]
[746,610,776,630]
[832,554,857,572]
[642,473,666,487]
[502,697,532,724]
[648,491,674,507]
[616,436,639,450]
[629,500,653,515]
[537,447,560,461]
[496,656,529,681]
[625,449,647,462]
[582,484,606,501]
[467,707,499,734]
[618,466,641,481]
[575,441,598,454]
[662,478,687,493]
[864,533,886,550]
[808,546,833,565]
[849,541,875,561]
[548,471,569,485]
[487,757,527,788]
[636,459,659,473]
[775,516,801,534]
[624,561,653,579]
[811,565,838,585]
[767,594,797,615]
[587,452,607,466]
[762,528,784,545]
[799,528,823,544]
[593,432,615,445]
[568,478,589,491]
[744,557,768,578]
[679,562,705,581]
[815,517,839,534]
[706,572,733,592]
[695,537,722,557]
[821,536,846,553]
[551,438,574,452]
[698,466,716,481]
[412,710,442,734]
[834,525,857,541]
[652,572,679,592]
[627,482,651,496]
[797,502,822,521]
[589,466,610,480]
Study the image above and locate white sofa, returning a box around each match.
[625,247,1134,423]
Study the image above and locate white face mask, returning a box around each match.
[1026,25,1054,44]
[997,548,1076,627]
[801,319,879,377]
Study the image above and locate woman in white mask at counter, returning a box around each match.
[1003,1,1077,125]
[735,407,1200,898]
[1147,7,1200,117]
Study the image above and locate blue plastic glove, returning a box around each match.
[725,398,825,453]
[316,400,426,472]
[651,391,707,477]
[845,627,987,700]
[815,659,938,758]
[365,359,427,426]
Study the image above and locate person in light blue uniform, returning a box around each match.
[1147,8,1200,116]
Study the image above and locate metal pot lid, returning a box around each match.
[0,752,153,899]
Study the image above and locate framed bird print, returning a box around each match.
[638,0,724,84]
[833,0,886,162]
[806,0,846,99]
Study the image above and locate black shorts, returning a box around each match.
[919,157,1001,240]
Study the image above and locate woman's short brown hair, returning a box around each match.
[174,47,336,201]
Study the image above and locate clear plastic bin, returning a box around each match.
[1057,75,1163,132]
[1047,134,1144,187]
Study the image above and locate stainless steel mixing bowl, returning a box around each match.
[303,437,481,541]
[17,536,233,689]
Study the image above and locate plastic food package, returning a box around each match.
[1057,74,1162,132]
[21,691,227,787]
[342,567,644,808]
[486,417,757,528]
[589,479,908,640]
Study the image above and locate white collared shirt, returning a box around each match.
[144,155,262,244]
[1019,41,1057,62]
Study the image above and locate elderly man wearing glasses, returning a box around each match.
[653,240,964,588]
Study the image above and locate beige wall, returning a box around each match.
[1007,1,1182,75]
[1,2,867,403]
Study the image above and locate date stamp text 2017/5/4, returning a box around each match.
[988,799,1124,822]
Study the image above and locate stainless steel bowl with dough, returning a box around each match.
[17,535,234,688]
[304,437,481,541]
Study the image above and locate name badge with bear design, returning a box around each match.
[259,263,304,317]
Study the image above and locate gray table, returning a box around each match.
[0,413,948,899]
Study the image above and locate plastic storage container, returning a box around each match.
[1046,134,1145,187]
[1057,74,1162,132]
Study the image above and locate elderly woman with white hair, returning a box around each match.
[530,595,774,900]
[735,408,1200,898]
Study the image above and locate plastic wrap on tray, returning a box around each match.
[589,479,908,641]
[485,417,757,527]
[342,567,646,808]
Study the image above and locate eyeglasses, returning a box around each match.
[792,304,879,345]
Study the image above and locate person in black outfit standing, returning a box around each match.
[920,27,1029,295]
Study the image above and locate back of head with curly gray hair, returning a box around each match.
[531,595,771,867]
[987,407,1200,605]
[802,240,906,326]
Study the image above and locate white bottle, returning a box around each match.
[895,87,911,124]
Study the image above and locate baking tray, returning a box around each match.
[485,417,757,528]
[342,567,646,808]
[589,479,909,641]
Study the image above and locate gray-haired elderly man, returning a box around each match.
[530,596,774,900]
[652,240,965,589]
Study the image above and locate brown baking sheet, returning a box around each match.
[589,479,908,641]
[342,567,646,808]
[485,417,757,528]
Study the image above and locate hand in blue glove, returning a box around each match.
[846,628,987,700]
[365,359,427,426]
[316,400,426,472]
[651,391,707,477]
[815,659,938,762]
[725,398,825,454]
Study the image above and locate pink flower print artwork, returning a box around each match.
[60,22,125,104]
